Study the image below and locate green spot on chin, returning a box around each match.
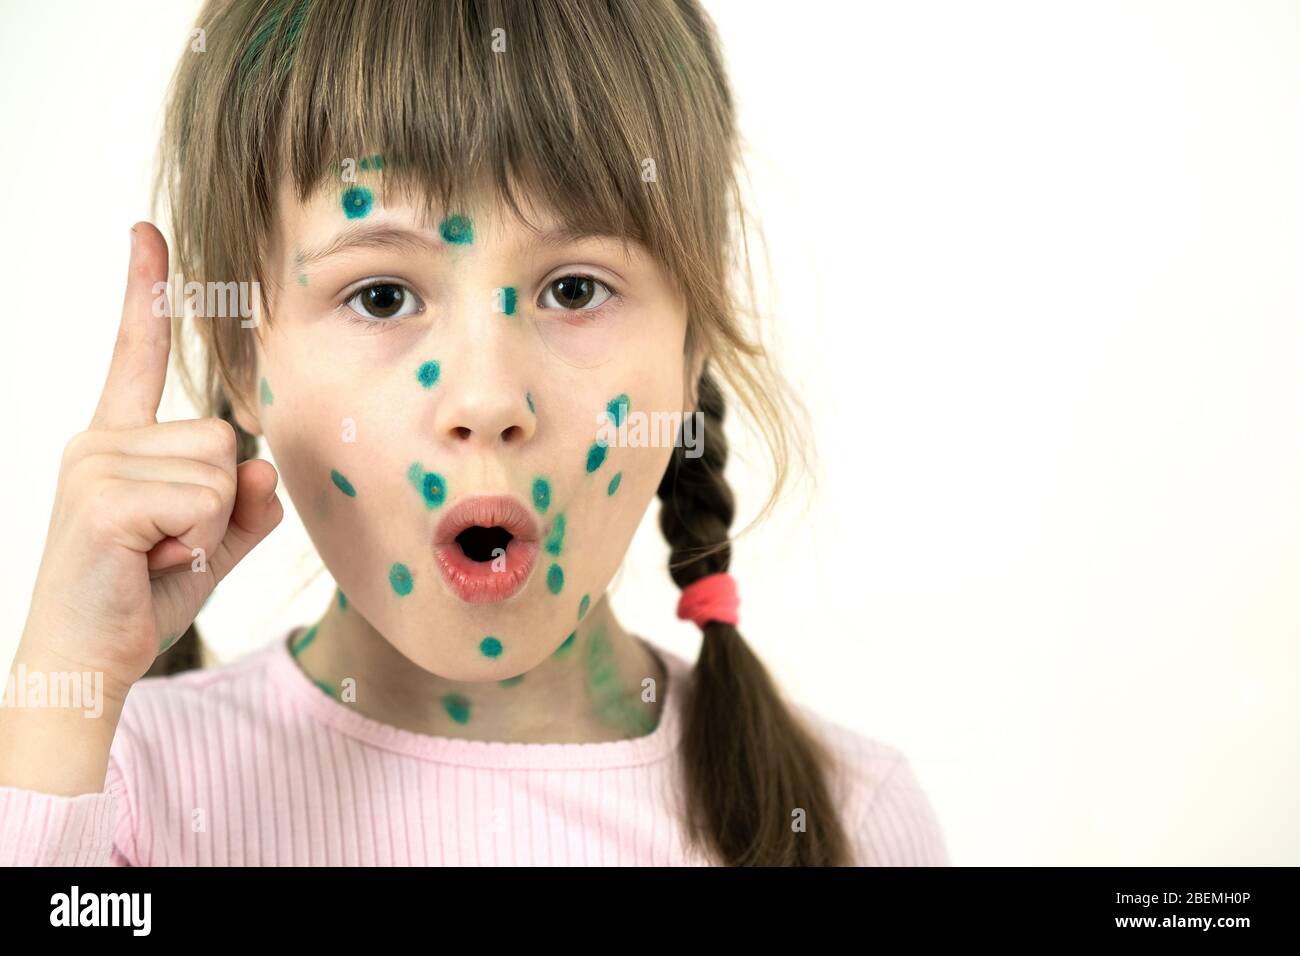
[532,477,551,513]
[417,360,440,388]
[544,513,566,556]
[607,472,622,496]
[442,693,472,724]
[439,215,473,244]
[480,636,503,658]
[578,594,591,619]
[585,441,608,473]
[607,394,630,426]
[259,377,274,406]
[330,468,357,497]
[389,563,413,597]
[547,563,565,595]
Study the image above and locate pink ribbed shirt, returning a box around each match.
[0,634,949,866]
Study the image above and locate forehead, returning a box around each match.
[270,167,646,271]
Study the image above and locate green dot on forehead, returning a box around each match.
[341,185,374,219]
[439,215,473,244]
[417,360,440,388]
[479,636,503,658]
[532,477,551,513]
[389,562,413,596]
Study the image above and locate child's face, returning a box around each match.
[238,169,693,679]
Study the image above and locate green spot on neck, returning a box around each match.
[442,693,472,724]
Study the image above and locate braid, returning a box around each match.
[144,395,257,678]
[657,365,851,865]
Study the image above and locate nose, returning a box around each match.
[430,309,537,451]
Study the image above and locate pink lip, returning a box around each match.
[433,495,542,604]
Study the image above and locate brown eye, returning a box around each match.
[345,282,422,321]
[541,274,612,311]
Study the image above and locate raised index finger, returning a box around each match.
[90,221,172,429]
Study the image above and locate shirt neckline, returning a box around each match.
[264,627,689,770]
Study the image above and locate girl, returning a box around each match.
[0,0,947,866]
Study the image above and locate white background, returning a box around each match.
[0,0,1296,865]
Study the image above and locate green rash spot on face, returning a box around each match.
[296,274,308,286]
[442,693,471,724]
[553,631,577,658]
[607,394,630,426]
[479,636,503,658]
[439,215,473,244]
[498,287,517,315]
[526,391,535,414]
[578,594,591,619]
[585,440,608,473]
[544,513,566,556]
[291,624,319,656]
[330,468,357,497]
[547,563,565,594]
[499,674,525,687]
[341,185,374,219]
[607,472,622,496]
[389,563,413,597]
[531,477,551,513]
[259,377,274,406]
[417,360,440,388]
[407,462,447,508]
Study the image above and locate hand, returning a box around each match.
[19,222,283,698]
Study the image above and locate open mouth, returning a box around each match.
[433,496,541,604]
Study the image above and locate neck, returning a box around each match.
[288,592,669,744]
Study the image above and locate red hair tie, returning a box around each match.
[676,572,740,628]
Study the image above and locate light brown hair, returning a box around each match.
[151,0,850,866]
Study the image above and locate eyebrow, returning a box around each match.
[294,224,444,269]
[292,222,637,271]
